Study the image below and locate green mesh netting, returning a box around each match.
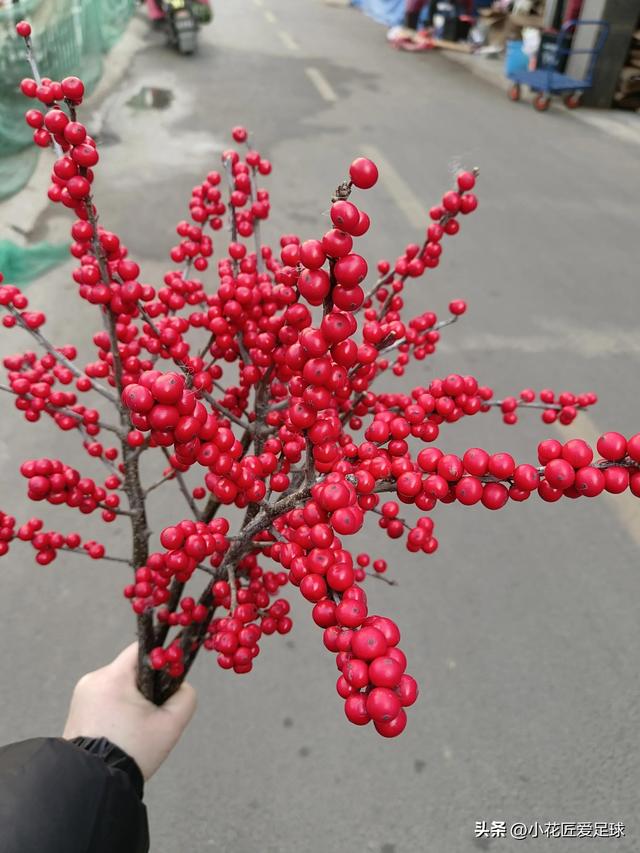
[0,239,69,284]
[0,0,137,201]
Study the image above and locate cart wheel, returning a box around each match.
[563,92,582,109]
[508,83,521,102]
[533,94,551,112]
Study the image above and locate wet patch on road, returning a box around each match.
[126,86,174,110]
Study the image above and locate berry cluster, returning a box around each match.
[203,562,292,674]
[268,522,418,736]
[0,512,16,557]
[536,433,640,499]
[20,458,121,521]
[15,519,105,565]
[124,517,232,615]
[2,24,639,740]
[171,173,219,269]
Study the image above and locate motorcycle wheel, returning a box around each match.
[174,10,198,54]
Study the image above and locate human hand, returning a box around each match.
[63,642,197,780]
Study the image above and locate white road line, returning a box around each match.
[264,9,277,24]
[553,413,640,549]
[278,30,300,51]
[305,66,338,103]
[360,144,425,229]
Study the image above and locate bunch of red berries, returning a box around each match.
[0,512,16,557]
[537,433,640,499]
[19,458,121,520]
[16,518,104,565]
[4,24,640,739]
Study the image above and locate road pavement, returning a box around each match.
[0,1,639,851]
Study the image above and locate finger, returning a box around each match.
[108,641,140,678]
[162,681,198,730]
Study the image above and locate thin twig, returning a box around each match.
[365,571,398,587]
[246,158,265,273]
[144,470,176,496]
[59,546,133,566]
[0,384,122,435]
[484,399,587,414]
[96,503,134,518]
[3,306,117,405]
[222,156,240,275]
[160,447,201,520]
[201,389,250,430]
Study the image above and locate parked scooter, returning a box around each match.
[144,0,212,55]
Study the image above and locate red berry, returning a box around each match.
[344,693,370,726]
[300,573,327,602]
[333,254,367,288]
[396,673,419,707]
[627,433,640,463]
[448,299,466,316]
[367,616,400,647]
[330,201,360,234]
[336,598,367,628]
[61,76,85,102]
[544,459,575,489]
[481,482,508,510]
[374,708,407,738]
[442,191,461,214]
[298,269,330,306]
[152,373,184,404]
[604,466,629,494]
[574,466,605,497]
[343,658,369,689]
[351,626,387,661]
[299,239,326,270]
[349,157,378,189]
[368,656,403,688]
[366,687,401,723]
[457,171,475,191]
[597,432,627,462]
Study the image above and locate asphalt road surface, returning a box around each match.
[0,2,639,851]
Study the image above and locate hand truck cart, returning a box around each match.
[507,19,609,111]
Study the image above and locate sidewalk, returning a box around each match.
[439,48,640,147]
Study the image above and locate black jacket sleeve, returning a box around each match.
[0,737,149,853]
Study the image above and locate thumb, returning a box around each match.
[161,681,198,732]
[110,641,140,672]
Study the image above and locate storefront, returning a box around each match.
[350,0,640,109]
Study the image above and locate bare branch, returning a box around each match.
[59,546,133,566]
[366,571,398,587]
[160,447,201,519]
